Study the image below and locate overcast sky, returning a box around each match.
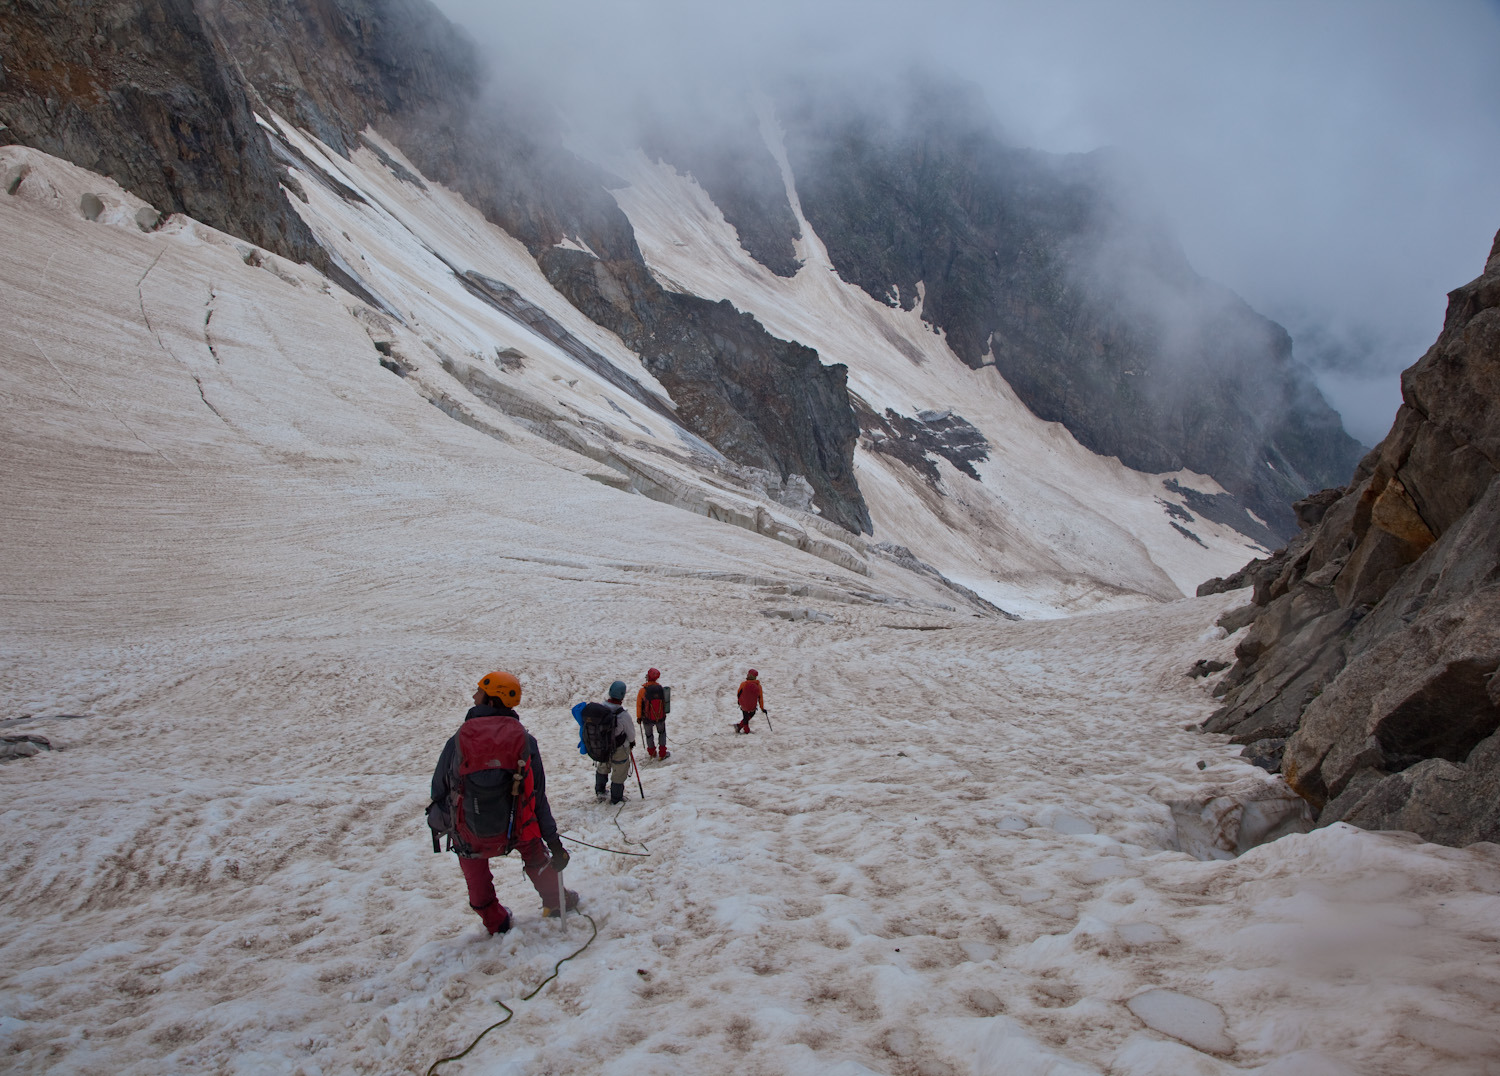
[435,0,1500,445]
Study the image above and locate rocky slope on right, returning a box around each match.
[1203,228,1500,847]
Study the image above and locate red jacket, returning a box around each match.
[737,679,763,712]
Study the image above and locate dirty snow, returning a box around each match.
[3,146,1499,1076]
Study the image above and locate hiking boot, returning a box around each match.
[542,889,582,917]
[658,748,671,760]
[472,899,511,935]
[610,782,625,804]
[647,745,658,759]
[594,772,608,799]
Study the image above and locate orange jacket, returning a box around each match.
[736,679,763,712]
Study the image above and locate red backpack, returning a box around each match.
[642,681,668,722]
[443,713,539,857]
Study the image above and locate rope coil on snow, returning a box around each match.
[425,912,599,1076]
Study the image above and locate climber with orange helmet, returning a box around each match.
[734,669,765,734]
[636,667,670,759]
[426,671,579,934]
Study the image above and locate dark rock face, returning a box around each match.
[856,402,990,487]
[1207,229,1500,847]
[540,247,868,532]
[0,0,324,267]
[453,269,678,425]
[776,80,1363,540]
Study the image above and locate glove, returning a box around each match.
[547,839,570,872]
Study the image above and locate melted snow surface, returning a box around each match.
[3,148,1500,1076]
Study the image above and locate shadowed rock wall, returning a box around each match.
[1204,228,1500,847]
[0,0,325,267]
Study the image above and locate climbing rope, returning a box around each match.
[560,834,649,857]
[425,912,599,1076]
[612,804,648,854]
[666,734,710,747]
[426,810,646,1071]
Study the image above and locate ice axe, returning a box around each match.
[761,707,772,732]
[630,748,645,800]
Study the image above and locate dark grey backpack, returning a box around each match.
[581,702,617,762]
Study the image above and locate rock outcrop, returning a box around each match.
[775,78,1363,540]
[0,0,325,267]
[1206,229,1500,847]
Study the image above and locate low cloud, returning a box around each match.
[434,0,1500,445]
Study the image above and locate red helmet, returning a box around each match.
[746,668,758,679]
[646,667,661,681]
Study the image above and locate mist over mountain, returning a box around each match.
[438,0,1500,451]
[765,75,1362,536]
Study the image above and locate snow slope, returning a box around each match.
[2,147,1499,1075]
[607,120,1269,617]
[268,104,1253,617]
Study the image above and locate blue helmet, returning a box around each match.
[608,680,627,701]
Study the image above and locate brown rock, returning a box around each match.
[1209,227,1500,847]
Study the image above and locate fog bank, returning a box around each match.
[435,0,1500,447]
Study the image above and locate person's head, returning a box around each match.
[476,670,522,708]
[746,668,758,680]
[646,667,661,682]
[608,680,627,702]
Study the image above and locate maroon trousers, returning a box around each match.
[458,837,563,932]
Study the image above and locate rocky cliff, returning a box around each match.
[0,0,323,266]
[773,81,1362,540]
[1204,229,1500,847]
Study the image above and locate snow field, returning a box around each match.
[2,147,1499,1075]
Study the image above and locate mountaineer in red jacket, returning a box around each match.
[427,671,579,934]
[637,667,670,759]
[734,669,765,734]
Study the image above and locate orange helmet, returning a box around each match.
[477,670,522,707]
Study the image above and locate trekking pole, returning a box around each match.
[556,868,567,930]
[630,749,645,800]
[762,708,773,732]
